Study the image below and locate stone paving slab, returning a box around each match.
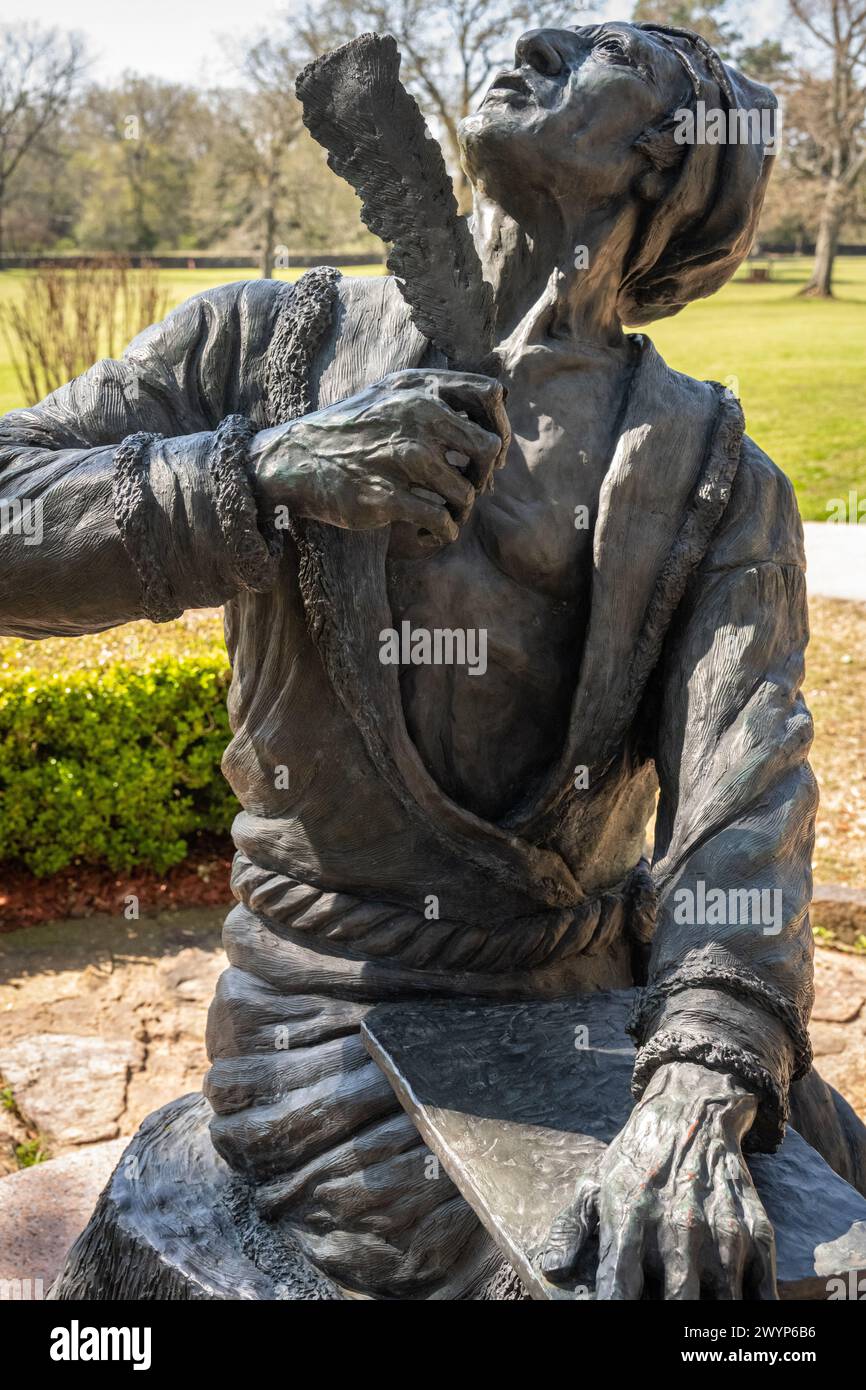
[0,907,225,1174]
[0,1138,125,1296]
[0,1034,143,1146]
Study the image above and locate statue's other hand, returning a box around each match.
[541,1061,778,1301]
[251,367,510,547]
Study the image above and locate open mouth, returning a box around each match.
[483,71,535,104]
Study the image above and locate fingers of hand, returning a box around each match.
[541,1178,600,1283]
[742,1195,778,1301]
[715,1151,777,1301]
[708,1217,749,1300]
[385,370,510,483]
[342,475,458,547]
[664,1164,776,1302]
[661,1206,707,1301]
[433,375,511,479]
[405,397,503,491]
[392,443,476,521]
[595,1207,647,1301]
[384,488,460,547]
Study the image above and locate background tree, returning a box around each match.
[2,109,78,253]
[736,38,793,86]
[72,78,209,253]
[195,81,375,267]
[223,34,307,278]
[203,21,381,275]
[731,37,818,254]
[0,22,87,262]
[785,0,866,296]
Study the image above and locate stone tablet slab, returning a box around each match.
[361,989,866,1300]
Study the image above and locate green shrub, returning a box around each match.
[0,651,234,876]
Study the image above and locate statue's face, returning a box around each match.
[459,23,690,214]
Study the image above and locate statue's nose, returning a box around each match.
[514,30,564,76]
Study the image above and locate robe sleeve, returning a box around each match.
[0,278,287,638]
[630,437,817,1151]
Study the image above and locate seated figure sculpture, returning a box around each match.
[2,20,866,1302]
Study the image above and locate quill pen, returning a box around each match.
[296,32,496,375]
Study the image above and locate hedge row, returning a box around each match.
[0,652,234,877]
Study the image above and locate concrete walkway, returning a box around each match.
[804,522,866,601]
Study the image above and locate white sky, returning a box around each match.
[11,0,793,87]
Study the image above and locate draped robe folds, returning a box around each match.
[1,269,864,1301]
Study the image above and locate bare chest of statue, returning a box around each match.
[386,349,634,820]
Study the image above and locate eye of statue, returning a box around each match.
[594,33,637,67]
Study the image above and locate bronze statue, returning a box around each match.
[2,21,865,1301]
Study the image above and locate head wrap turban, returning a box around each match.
[613,24,778,326]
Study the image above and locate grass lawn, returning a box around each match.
[642,256,866,523]
[0,255,864,518]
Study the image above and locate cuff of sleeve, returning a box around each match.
[628,984,808,1152]
[113,419,283,621]
[113,430,182,623]
[209,414,283,593]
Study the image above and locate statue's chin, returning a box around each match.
[458,109,523,191]
[456,112,485,177]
